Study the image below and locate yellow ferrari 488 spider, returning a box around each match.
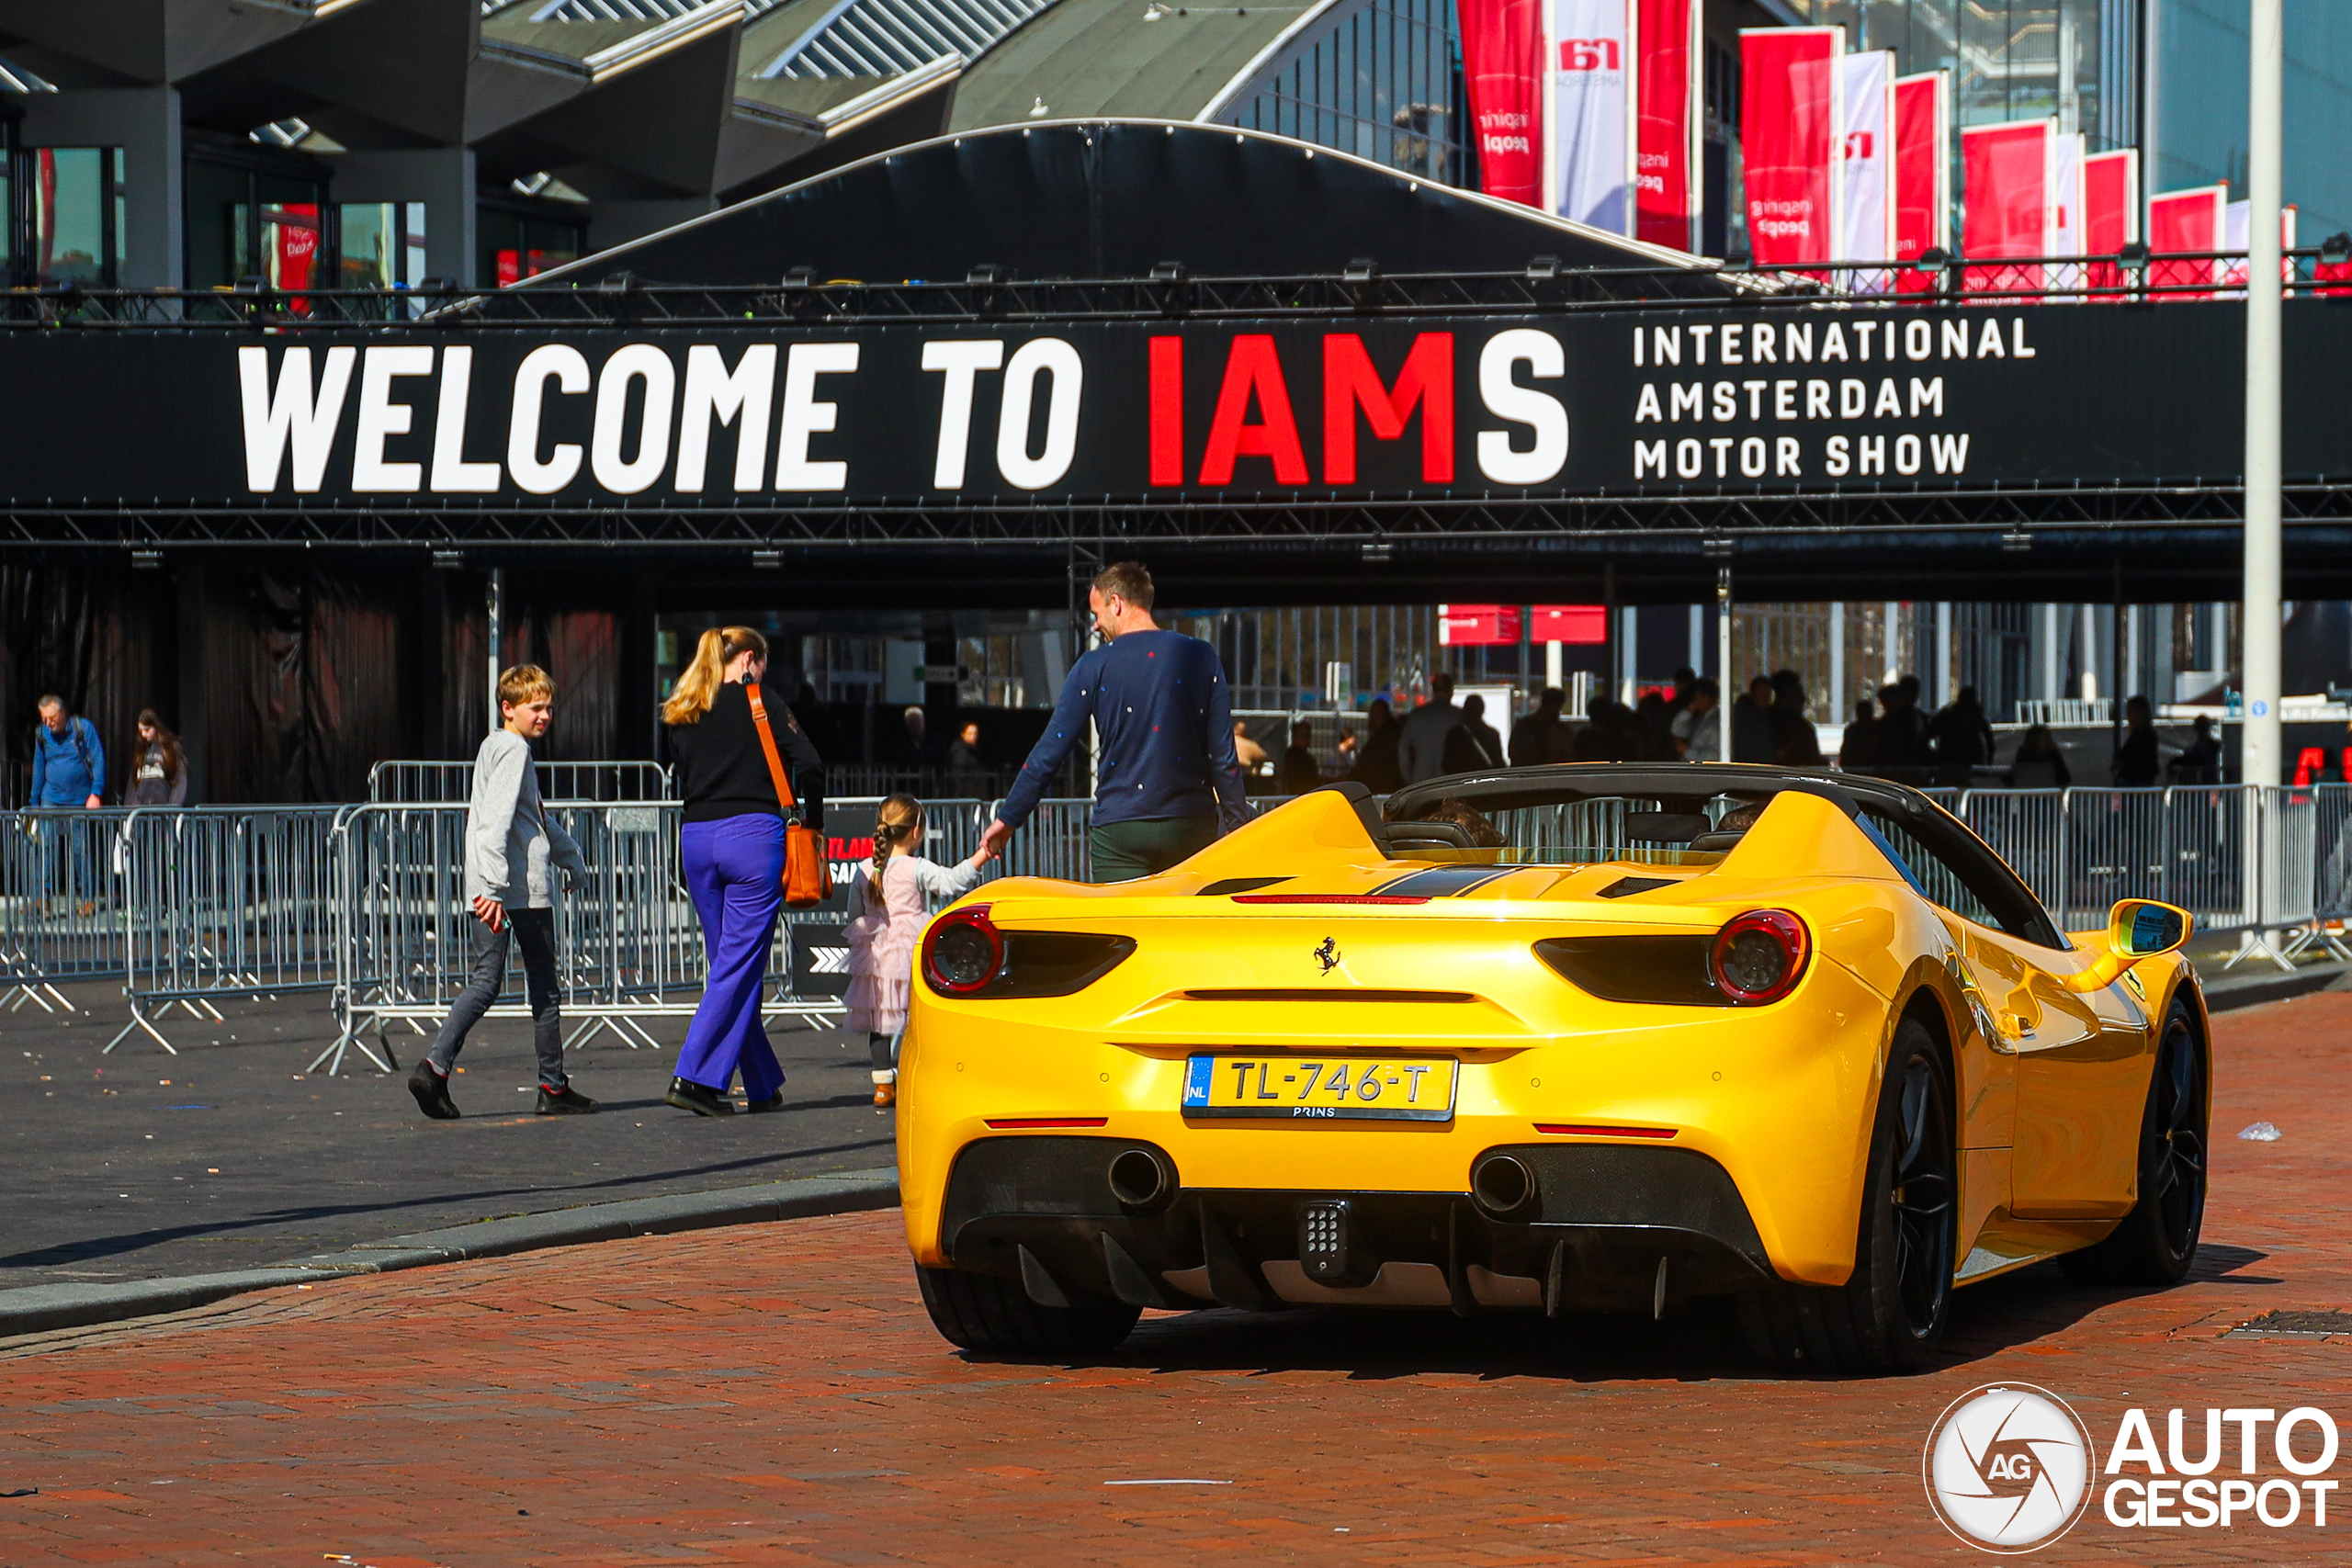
[898,764,2208,1375]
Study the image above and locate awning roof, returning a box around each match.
[533,118,1719,285]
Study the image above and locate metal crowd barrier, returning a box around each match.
[18,783,2352,1072]
[322,796,992,1074]
[366,759,673,804]
[1,808,134,1013]
[109,807,349,1054]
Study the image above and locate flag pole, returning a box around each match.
[2242,0,2283,787]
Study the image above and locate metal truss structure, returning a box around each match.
[3,247,2346,333]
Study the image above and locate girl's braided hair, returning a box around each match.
[865,795,923,907]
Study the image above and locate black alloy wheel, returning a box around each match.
[1888,1046,1959,1337]
[2061,1001,2207,1285]
[1738,1017,1955,1376]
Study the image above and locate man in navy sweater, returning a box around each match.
[982,561,1248,881]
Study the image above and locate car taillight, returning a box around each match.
[922,905,1004,996]
[1710,908,1810,1004]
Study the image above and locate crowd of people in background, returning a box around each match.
[1232,666,2228,791]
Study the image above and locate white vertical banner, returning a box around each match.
[1839,50,1894,285]
[1543,0,1633,232]
[2049,130,2083,292]
[2223,198,2300,290]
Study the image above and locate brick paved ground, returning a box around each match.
[0,985,890,1286]
[4,989,2349,1566]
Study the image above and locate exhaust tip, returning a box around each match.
[1108,1146,1175,1211]
[1470,1152,1537,1220]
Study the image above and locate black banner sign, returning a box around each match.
[3,300,2346,508]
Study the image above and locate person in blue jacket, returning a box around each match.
[30,694,105,915]
[981,561,1248,882]
[31,695,105,807]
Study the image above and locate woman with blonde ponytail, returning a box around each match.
[842,794,991,1107]
[659,626,827,1117]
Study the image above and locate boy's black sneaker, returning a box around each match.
[665,1077,734,1116]
[408,1061,460,1120]
[536,1084,598,1114]
[745,1090,785,1113]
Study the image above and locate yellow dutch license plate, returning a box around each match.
[1181,1055,1457,1122]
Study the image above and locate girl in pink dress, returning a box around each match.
[844,795,990,1106]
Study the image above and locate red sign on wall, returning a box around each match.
[1440,604,1606,645]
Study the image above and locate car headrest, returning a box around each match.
[1387,819,1477,851]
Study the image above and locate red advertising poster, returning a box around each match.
[1440,604,1522,646]
[1530,604,1607,643]
[2081,148,2138,295]
[1461,0,1544,208]
[1961,118,2051,292]
[1634,0,1698,251]
[1739,28,1842,267]
[2147,185,2226,299]
[1891,71,1949,294]
[1441,605,1607,645]
[273,205,320,291]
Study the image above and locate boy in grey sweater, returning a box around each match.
[407,665,597,1120]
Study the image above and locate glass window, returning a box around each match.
[1221,0,1467,187]
[185,158,249,288]
[480,208,584,288]
[32,146,115,286]
[1860,809,2002,929]
[185,158,330,291]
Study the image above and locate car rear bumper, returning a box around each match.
[933,1134,1780,1315]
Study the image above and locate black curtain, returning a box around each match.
[198,568,403,803]
[0,561,175,807]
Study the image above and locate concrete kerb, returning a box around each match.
[0,1167,899,1343]
[2199,957,2349,1012]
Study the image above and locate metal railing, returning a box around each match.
[110,807,347,1053]
[1,808,135,1013]
[323,796,992,1074]
[366,759,673,804]
[2011,698,2113,728]
[6,247,2347,330]
[16,783,2352,1069]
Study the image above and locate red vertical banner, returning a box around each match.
[1462,0,1544,208]
[1634,0,1698,250]
[2081,148,2138,295]
[2148,185,2226,299]
[1891,71,1950,294]
[1740,28,1842,268]
[1961,118,2052,293]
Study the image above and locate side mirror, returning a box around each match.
[2113,898,2191,959]
[2064,898,2192,990]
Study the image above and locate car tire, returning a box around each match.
[914,1264,1142,1357]
[2058,1000,2206,1287]
[1737,1017,1956,1377]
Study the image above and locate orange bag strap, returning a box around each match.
[743,681,801,820]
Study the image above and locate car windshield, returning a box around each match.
[1386,792,1770,867]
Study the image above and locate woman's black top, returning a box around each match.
[662,681,826,829]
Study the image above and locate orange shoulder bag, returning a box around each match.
[745,682,831,908]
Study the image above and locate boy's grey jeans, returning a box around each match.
[428,907,566,1089]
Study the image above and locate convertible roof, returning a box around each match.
[1385,763,1882,821]
[1385,763,2064,948]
